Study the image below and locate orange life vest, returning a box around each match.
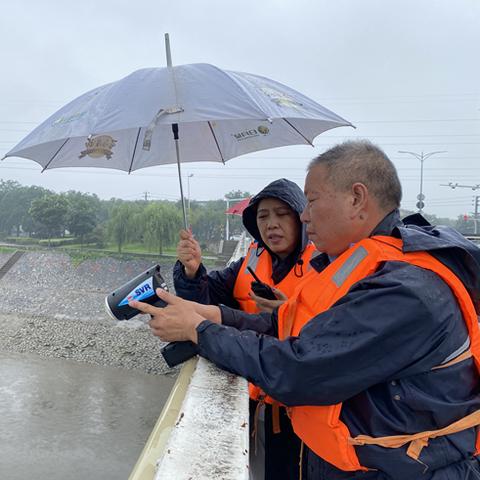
[233,241,317,404]
[233,241,317,313]
[276,235,480,472]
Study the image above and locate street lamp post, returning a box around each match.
[398,150,447,213]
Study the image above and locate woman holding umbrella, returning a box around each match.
[173,178,317,480]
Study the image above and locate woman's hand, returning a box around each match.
[249,287,288,313]
[177,229,202,279]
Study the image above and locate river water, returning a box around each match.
[0,352,175,480]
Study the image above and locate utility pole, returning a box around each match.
[441,183,480,234]
[398,150,447,213]
[143,191,150,201]
[474,196,480,235]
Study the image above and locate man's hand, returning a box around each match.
[129,289,221,343]
[249,287,288,313]
[177,229,202,279]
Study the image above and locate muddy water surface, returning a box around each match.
[0,352,175,480]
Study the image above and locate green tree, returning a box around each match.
[85,224,106,248]
[225,190,251,200]
[0,180,22,236]
[142,202,182,255]
[191,202,225,243]
[29,193,69,241]
[107,203,140,253]
[64,191,100,244]
[17,185,52,236]
[0,181,56,237]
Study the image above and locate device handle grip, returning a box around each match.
[161,340,199,367]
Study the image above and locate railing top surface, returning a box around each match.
[154,359,249,480]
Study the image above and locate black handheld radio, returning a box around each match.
[246,266,277,300]
[105,265,198,367]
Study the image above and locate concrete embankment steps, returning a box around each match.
[0,251,24,280]
[215,239,239,266]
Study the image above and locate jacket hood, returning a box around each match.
[398,213,480,313]
[242,178,309,251]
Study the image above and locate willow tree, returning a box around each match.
[142,202,182,255]
[107,203,140,253]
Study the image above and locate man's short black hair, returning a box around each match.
[308,140,402,210]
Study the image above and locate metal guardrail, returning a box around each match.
[227,232,250,266]
[129,237,250,480]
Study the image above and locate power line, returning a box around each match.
[0,117,479,127]
[2,129,480,139]
[1,164,480,181]
[5,160,480,172]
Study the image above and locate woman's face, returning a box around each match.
[256,197,300,259]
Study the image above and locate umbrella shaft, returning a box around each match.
[174,131,188,229]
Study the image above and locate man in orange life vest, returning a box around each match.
[132,141,480,479]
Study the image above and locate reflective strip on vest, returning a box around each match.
[438,336,471,366]
[332,246,368,287]
[244,245,262,274]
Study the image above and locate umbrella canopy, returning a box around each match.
[3,63,352,171]
[3,47,353,228]
[225,197,251,216]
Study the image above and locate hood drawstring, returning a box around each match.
[294,258,304,278]
[251,396,266,455]
[299,440,305,480]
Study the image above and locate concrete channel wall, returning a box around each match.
[129,233,251,480]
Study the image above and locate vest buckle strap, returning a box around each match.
[349,408,480,464]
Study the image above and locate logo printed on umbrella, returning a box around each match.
[79,135,117,160]
[232,126,270,141]
[52,111,87,126]
[260,87,303,110]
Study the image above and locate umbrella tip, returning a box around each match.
[165,33,173,67]
[0,155,6,161]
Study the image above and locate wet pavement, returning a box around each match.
[0,352,176,480]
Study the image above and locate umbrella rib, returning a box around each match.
[128,128,142,174]
[41,138,70,172]
[208,121,226,164]
[282,118,314,146]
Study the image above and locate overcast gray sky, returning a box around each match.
[1,0,479,219]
